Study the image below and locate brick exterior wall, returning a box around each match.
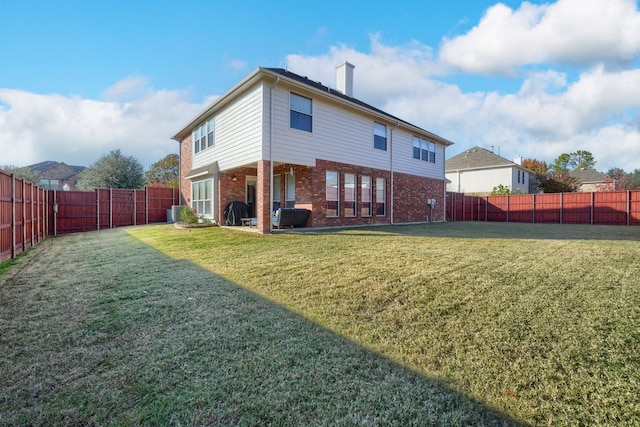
[311,159,392,228]
[179,135,193,206]
[392,171,446,223]
[256,161,270,233]
[39,163,83,190]
[218,166,257,223]
[178,142,445,229]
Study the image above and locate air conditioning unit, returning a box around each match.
[169,205,185,223]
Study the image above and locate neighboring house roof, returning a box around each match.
[28,160,60,173]
[568,168,606,184]
[173,67,454,147]
[446,146,528,171]
[27,161,86,179]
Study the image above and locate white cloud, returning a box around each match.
[285,34,640,172]
[228,59,248,70]
[4,1,640,179]
[0,80,207,169]
[440,0,640,75]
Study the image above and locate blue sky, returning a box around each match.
[2,0,640,172]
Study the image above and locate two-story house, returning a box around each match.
[27,161,86,191]
[172,63,453,233]
[446,146,535,195]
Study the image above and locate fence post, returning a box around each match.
[45,190,49,237]
[462,194,465,221]
[11,174,16,258]
[560,193,563,224]
[110,188,113,229]
[590,192,594,225]
[22,178,27,252]
[452,192,455,221]
[506,195,510,223]
[53,190,57,236]
[532,194,536,223]
[628,190,631,226]
[482,196,485,222]
[30,184,34,247]
[96,189,100,231]
[146,187,149,225]
[134,189,137,226]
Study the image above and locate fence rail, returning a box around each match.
[446,191,640,226]
[1,168,180,262]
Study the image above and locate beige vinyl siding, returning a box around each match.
[390,130,446,180]
[193,84,264,170]
[269,86,392,170]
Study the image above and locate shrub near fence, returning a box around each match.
[447,191,640,226]
[0,170,47,262]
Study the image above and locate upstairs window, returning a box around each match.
[193,118,214,153]
[413,137,421,159]
[413,136,436,163]
[290,93,312,132]
[374,122,387,151]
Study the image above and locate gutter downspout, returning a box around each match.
[390,121,399,225]
[268,76,280,233]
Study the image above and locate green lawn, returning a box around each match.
[1,222,639,425]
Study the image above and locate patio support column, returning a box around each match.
[257,160,271,233]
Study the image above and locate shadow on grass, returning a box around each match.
[293,221,640,242]
[0,229,523,426]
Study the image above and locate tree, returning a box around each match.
[491,184,511,195]
[625,169,640,190]
[597,168,627,191]
[570,150,597,169]
[490,184,521,195]
[144,154,179,188]
[78,149,144,190]
[537,171,580,193]
[0,164,41,184]
[550,150,596,173]
[522,158,548,175]
[523,157,579,193]
[549,153,572,173]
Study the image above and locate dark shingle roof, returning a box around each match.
[446,146,516,171]
[264,67,453,145]
[27,160,59,172]
[174,66,454,146]
[27,161,86,179]
[568,168,606,184]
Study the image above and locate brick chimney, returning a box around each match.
[335,61,355,97]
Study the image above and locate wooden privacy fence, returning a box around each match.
[0,170,48,262]
[49,187,180,235]
[2,168,180,262]
[447,191,640,226]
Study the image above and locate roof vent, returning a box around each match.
[335,61,355,97]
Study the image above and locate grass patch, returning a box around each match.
[2,222,640,425]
